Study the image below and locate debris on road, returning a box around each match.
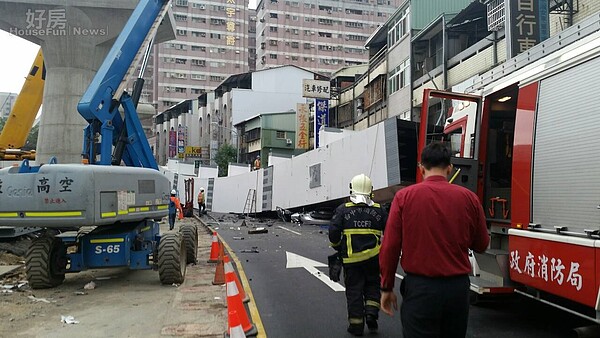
[233,237,244,240]
[95,276,111,281]
[61,315,80,324]
[83,281,96,290]
[74,291,87,296]
[28,295,53,303]
[248,227,268,234]
[240,247,259,253]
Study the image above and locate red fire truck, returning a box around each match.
[417,14,600,322]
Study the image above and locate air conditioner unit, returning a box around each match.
[199,5,206,9]
[286,138,292,145]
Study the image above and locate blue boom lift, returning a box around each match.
[0,0,197,288]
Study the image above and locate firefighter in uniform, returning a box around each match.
[329,174,388,336]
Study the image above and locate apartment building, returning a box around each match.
[255,0,401,76]
[152,0,255,110]
[0,92,17,119]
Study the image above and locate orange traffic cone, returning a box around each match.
[208,231,220,263]
[224,255,250,303]
[212,241,226,285]
[226,309,247,338]
[226,269,257,337]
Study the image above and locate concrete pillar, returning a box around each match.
[0,1,174,164]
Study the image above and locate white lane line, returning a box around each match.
[278,225,302,235]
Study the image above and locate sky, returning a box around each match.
[0,31,39,94]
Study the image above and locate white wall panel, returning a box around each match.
[211,170,263,213]
[270,123,389,209]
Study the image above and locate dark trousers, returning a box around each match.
[400,274,470,338]
[198,203,206,215]
[168,213,176,230]
[343,257,381,325]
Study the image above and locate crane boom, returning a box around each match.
[0,48,44,160]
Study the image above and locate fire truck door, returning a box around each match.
[417,89,482,193]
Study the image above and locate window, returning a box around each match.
[269,39,278,46]
[318,31,332,38]
[291,29,299,35]
[388,58,410,95]
[303,43,311,49]
[388,6,409,47]
[347,34,368,41]
[191,74,207,80]
[276,131,286,139]
[191,45,206,52]
[211,18,226,25]
[346,8,362,15]
[175,0,188,5]
[176,29,187,36]
[191,59,206,66]
[192,3,206,9]
[318,18,333,25]
[209,75,225,82]
[270,12,278,19]
[174,14,187,21]
[175,87,187,93]
[210,33,222,39]
[192,88,203,94]
[345,21,363,28]
[291,55,299,61]
[175,58,186,64]
[269,26,278,32]
[291,41,299,48]
[192,31,206,37]
[269,53,278,59]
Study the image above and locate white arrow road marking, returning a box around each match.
[286,251,345,292]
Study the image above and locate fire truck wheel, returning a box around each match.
[180,225,198,264]
[158,232,186,284]
[26,236,67,289]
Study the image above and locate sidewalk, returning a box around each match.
[160,216,229,336]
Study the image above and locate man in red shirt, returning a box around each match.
[379,141,489,337]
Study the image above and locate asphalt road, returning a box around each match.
[207,213,593,338]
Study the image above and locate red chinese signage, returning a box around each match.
[508,231,597,307]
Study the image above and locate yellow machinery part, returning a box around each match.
[0,48,45,156]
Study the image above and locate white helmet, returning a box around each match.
[349,174,374,206]
[170,189,176,195]
[200,187,204,192]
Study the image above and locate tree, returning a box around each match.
[22,123,39,151]
[214,143,237,177]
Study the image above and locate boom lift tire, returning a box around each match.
[180,224,198,264]
[25,236,67,289]
[158,232,186,284]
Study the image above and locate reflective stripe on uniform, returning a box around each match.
[345,202,381,208]
[365,300,380,308]
[342,228,382,264]
[349,317,364,324]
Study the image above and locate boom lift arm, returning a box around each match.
[77,0,170,169]
[0,48,45,160]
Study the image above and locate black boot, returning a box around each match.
[365,314,378,333]
[347,323,364,336]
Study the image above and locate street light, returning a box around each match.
[210,122,240,163]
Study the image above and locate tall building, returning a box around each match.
[151,0,255,110]
[0,92,17,119]
[255,0,401,75]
